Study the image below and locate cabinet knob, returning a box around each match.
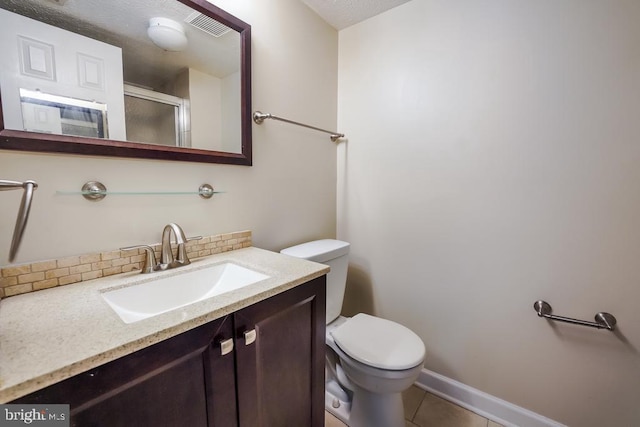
[220,338,234,356]
[244,329,257,346]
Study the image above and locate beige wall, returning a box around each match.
[177,67,223,151]
[221,71,241,153]
[337,1,640,426]
[0,0,338,264]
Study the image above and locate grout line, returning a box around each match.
[409,390,425,421]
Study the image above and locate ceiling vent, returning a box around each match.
[185,12,232,37]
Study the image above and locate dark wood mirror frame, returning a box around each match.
[0,0,252,165]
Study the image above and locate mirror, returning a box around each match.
[0,0,252,165]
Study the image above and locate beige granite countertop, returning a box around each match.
[0,247,329,402]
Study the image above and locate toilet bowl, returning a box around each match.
[281,240,425,427]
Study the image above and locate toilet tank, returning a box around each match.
[280,239,350,324]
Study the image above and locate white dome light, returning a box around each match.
[147,17,188,51]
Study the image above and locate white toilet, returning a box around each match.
[281,239,425,427]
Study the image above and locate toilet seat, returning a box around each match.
[330,313,425,370]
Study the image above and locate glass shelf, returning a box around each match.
[56,182,221,201]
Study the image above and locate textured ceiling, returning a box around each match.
[301,0,411,30]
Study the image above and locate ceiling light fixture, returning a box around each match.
[147,17,188,51]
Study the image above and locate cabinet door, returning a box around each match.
[234,276,326,427]
[14,315,236,427]
[205,315,239,426]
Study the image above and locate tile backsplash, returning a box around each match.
[0,230,252,299]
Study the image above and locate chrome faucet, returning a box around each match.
[120,223,201,274]
[161,223,188,268]
[160,223,202,269]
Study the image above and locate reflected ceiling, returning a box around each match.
[0,0,240,90]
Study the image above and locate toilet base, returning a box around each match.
[325,383,405,427]
[325,386,351,424]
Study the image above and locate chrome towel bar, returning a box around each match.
[0,179,38,262]
[534,300,617,331]
[253,111,345,142]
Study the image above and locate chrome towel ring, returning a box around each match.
[0,179,38,262]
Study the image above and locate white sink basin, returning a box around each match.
[101,262,269,323]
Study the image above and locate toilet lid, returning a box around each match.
[330,313,425,370]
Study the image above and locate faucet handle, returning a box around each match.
[175,236,202,266]
[120,245,158,274]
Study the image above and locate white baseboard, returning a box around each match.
[415,369,566,427]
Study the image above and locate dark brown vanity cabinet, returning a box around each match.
[14,276,326,427]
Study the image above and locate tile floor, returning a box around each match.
[325,385,504,427]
